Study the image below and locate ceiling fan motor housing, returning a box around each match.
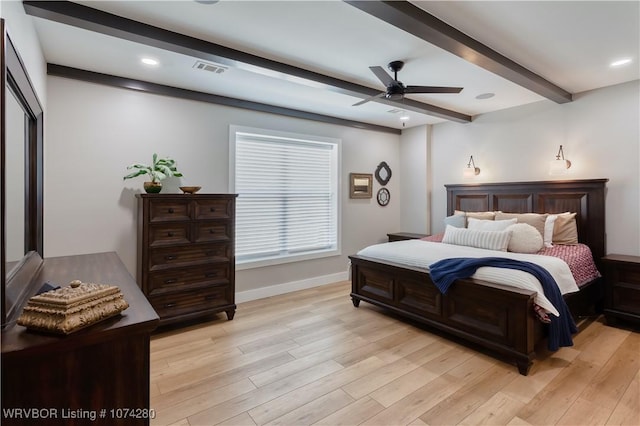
[385,83,405,100]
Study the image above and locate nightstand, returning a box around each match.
[387,232,429,242]
[601,254,640,326]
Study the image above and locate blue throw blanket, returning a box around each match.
[429,257,577,351]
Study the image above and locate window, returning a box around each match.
[230,126,340,268]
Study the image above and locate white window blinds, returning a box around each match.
[232,129,339,266]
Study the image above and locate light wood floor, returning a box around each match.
[149,281,639,426]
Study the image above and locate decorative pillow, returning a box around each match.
[495,212,548,239]
[455,210,496,220]
[442,225,511,252]
[444,214,465,228]
[553,212,578,245]
[543,214,558,247]
[467,217,517,232]
[506,223,544,253]
[454,210,495,227]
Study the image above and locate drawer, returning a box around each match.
[150,200,190,222]
[149,243,231,270]
[147,264,230,295]
[611,283,640,315]
[149,223,191,247]
[195,199,232,220]
[616,265,640,285]
[195,221,232,243]
[149,286,233,319]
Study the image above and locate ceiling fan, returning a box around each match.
[353,60,463,106]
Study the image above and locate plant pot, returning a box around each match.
[143,181,162,194]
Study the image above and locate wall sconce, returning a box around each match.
[549,145,571,175]
[463,155,480,178]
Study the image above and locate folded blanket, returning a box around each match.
[429,257,577,351]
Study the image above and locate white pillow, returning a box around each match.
[507,223,544,254]
[442,225,512,252]
[467,217,517,232]
[543,214,558,248]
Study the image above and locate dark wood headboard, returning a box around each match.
[445,179,608,261]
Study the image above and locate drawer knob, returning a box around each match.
[209,229,215,234]
[165,255,176,260]
[210,208,216,212]
[167,232,174,237]
[164,302,177,308]
[168,208,174,213]
[164,278,177,284]
[205,295,217,301]
[205,272,216,278]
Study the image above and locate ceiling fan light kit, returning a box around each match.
[353,60,463,107]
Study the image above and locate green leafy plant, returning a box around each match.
[123,153,183,183]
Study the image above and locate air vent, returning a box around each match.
[387,109,403,114]
[193,60,228,74]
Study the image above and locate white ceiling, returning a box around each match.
[28,0,640,130]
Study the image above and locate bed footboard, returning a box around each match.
[350,254,540,375]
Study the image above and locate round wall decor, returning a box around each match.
[377,188,390,206]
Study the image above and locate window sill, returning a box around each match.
[235,247,341,270]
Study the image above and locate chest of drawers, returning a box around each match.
[136,194,237,326]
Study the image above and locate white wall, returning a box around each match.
[399,125,430,234]
[430,80,640,256]
[44,76,401,294]
[1,1,47,107]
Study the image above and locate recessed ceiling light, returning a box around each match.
[399,115,410,121]
[475,92,495,100]
[141,58,159,66]
[610,58,632,67]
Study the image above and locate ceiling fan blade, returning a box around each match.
[404,85,463,94]
[369,66,395,87]
[352,92,384,106]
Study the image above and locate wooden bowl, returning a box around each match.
[179,186,202,194]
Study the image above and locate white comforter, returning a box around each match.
[357,240,580,317]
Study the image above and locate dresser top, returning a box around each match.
[136,193,238,198]
[602,254,640,264]
[1,252,159,357]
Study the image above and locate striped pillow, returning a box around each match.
[442,225,512,252]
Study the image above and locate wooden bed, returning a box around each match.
[349,179,607,375]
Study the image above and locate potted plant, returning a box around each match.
[123,153,183,193]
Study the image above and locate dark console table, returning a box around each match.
[1,252,159,425]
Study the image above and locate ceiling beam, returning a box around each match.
[345,0,573,104]
[47,64,401,134]
[23,0,472,123]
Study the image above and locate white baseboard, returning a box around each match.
[236,270,349,303]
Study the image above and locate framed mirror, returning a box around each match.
[1,20,44,326]
[349,173,372,199]
[375,161,392,186]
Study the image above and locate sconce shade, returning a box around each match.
[549,145,571,175]
[463,156,480,178]
[549,159,571,174]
